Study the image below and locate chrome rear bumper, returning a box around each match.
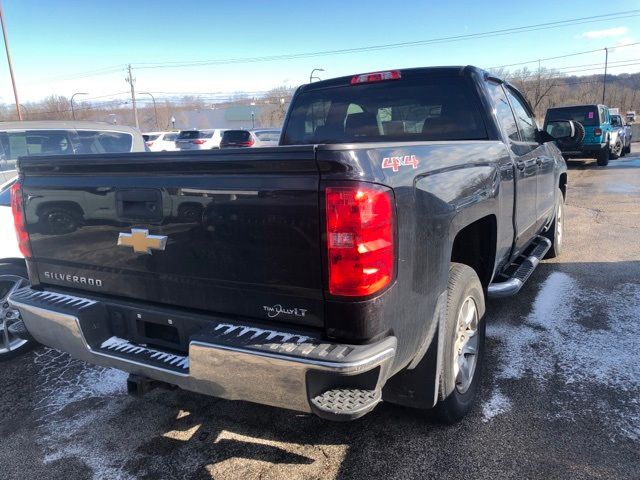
[9,288,396,414]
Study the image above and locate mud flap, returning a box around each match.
[381,291,447,409]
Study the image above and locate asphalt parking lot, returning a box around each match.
[1,149,639,480]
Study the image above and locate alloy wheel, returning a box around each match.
[453,296,479,394]
[0,275,29,355]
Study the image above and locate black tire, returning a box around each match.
[38,206,80,234]
[434,263,486,424]
[596,146,610,166]
[544,189,565,259]
[610,139,623,160]
[0,262,36,361]
[622,145,631,155]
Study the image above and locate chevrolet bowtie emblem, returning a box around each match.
[117,229,168,254]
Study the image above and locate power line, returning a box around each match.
[133,11,640,70]
[558,61,640,75]
[25,65,125,85]
[489,42,640,69]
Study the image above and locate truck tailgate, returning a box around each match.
[20,147,324,327]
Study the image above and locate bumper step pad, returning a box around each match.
[98,336,189,373]
[310,388,382,421]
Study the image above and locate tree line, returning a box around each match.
[0,72,637,130]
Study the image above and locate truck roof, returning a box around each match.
[300,65,488,91]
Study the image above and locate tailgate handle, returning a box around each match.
[116,189,163,221]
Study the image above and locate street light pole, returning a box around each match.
[70,92,88,120]
[139,91,159,130]
[0,1,22,120]
[251,111,255,129]
[309,68,324,83]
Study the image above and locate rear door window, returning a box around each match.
[75,130,133,153]
[486,82,519,142]
[0,130,75,173]
[282,76,487,144]
[163,133,178,141]
[506,88,538,143]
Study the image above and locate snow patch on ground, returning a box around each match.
[33,348,136,479]
[482,389,512,422]
[487,272,640,441]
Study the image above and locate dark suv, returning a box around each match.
[544,104,614,166]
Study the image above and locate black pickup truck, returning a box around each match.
[9,67,577,422]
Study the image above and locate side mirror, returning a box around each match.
[543,120,585,148]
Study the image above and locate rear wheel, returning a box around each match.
[544,188,565,259]
[596,146,610,166]
[434,263,486,424]
[0,263,35,361]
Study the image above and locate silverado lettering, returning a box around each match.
[43,271,103,287]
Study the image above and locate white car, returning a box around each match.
[175,129,227,150]
[143,131,179,152]
[0,121,146,182]
[0,122,145,360]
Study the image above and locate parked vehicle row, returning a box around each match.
[144,128,282,151]
[543,103,633,166]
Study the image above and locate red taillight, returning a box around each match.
[10,182,31,258]
[192,139,206,144]
[350,70,401,85]
[325,183,395,296]
[594,128,602,136]
[241,139,254,147]
[146,141,154,147]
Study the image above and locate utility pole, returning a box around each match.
[602,48,608,104]
[125,64,140,129]
[0,1,22,120]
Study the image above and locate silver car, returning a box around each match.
[219,129,281,148]
[0,121,146,182]
[175,129,227,150]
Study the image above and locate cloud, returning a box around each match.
[579,27,629,39]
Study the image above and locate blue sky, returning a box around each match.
[1,0,639,103]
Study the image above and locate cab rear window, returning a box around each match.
[281,77,487,145]
[545,107,600,126]
[223,130,251,142]
[177,131,202,140]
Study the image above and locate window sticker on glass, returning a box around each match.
[588,112,594,119]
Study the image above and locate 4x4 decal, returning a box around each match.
[382,155,419,172]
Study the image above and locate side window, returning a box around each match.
[599,107,608,124]
[486,82,519,142]
[506,88,538,143]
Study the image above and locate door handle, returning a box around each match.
[516,160,526,171]
[535,157,543,166]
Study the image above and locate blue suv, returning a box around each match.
[544,104,614,166]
